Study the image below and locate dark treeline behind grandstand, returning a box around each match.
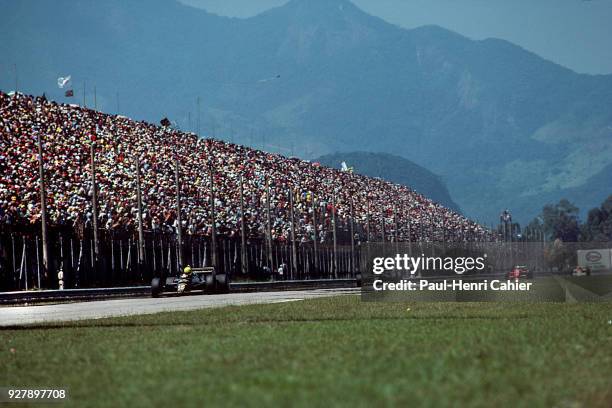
[0,92,490,290]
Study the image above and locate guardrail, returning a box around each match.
[0,278,359,305]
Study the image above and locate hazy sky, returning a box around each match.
[179,0,612,75]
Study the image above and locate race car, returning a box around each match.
[151,266,229,297]
[506,265,533,280]
[572,266,591,276]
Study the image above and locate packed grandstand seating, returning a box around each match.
[0,91,491,243]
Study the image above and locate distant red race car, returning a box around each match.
[506,265,533,280]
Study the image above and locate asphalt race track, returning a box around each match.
[0,288,359,327]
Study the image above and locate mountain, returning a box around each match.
[1,0,611,223]
[316,152,460,212]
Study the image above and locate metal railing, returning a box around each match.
[0,227,362,291]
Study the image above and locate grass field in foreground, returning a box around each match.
[2,297,612,408]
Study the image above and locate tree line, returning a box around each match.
[515,195,612,242]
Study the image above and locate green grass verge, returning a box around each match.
[2,297,612,407]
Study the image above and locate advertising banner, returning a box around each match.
[577,249,612,271]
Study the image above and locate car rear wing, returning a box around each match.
[190,267,215,274]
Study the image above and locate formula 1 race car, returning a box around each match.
[151,266,229,297]
[506,265,533,280]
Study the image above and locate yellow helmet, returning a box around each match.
[183,266,192,274]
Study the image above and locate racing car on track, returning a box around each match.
[151,266,229,297]
[506,265,533,280]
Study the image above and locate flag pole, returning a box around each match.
[380,209,386,243]
[90,136,99,260]
[239,173,247,275]
[332,193,338,278]
[349,196,355,277]
[197,96,201,136]
[174,157,184,268]
[394,205,399,250]
[265,178,273,274]
[36,131,49,283]
[406,204,413,256]
[135,158,145,266]
[209,160,218,278]
[289,187,297,280]
[366,181,371,243]
[312,192,318,274]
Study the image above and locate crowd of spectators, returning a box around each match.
[0,91,492,244]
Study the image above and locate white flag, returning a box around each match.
[57,75,71,89]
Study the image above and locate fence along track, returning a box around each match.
[0,278,359,305]
[0,227,363,292]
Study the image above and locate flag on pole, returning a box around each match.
[340,161,354,173]
[57,75,71,88]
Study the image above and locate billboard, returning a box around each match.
[577,249,612,271]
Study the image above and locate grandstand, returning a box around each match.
[0,91,487,241]
[0,91,492,289]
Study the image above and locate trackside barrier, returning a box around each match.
[0,278,359,305]
[0,228,362,291]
